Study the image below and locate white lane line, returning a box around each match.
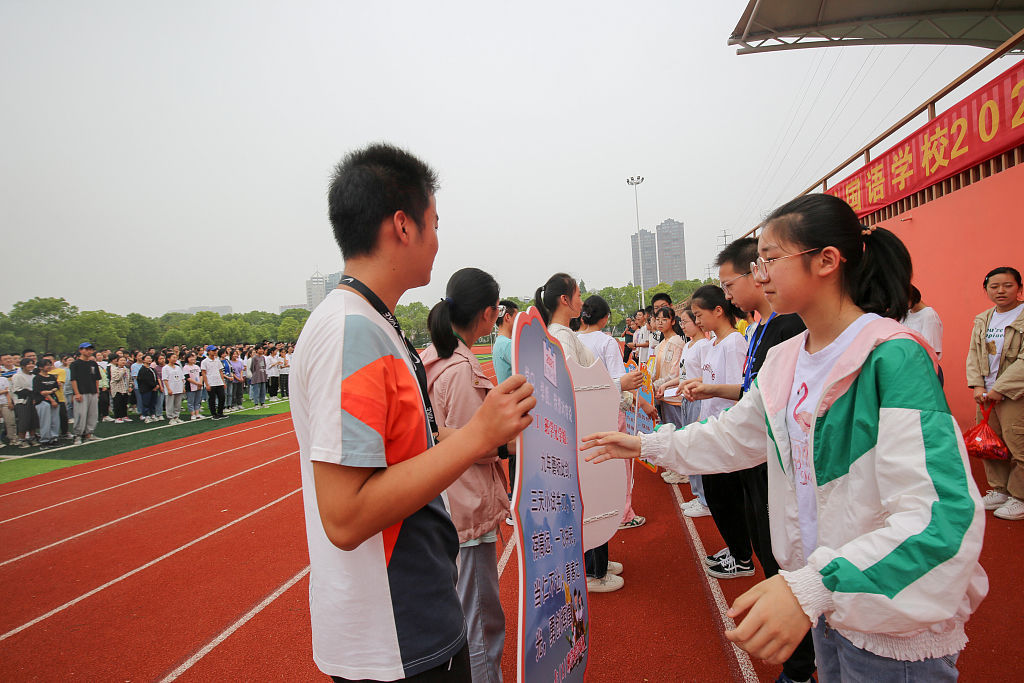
[159,565,310,682]
[497,532,517,578]
[0,451,299,567]
[670,484,758,683]
[0,432,293,525]
[0,416,292,498]
[0,488,301,643]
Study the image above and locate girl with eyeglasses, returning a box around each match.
[582,193,985,681]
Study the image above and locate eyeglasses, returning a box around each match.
[750,248,821,283]
[721,272,751,292]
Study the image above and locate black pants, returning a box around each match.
[332,642,470,682]
[702,471,752,562]
[113,392,129,419]
[735,463,816,680]
[584,542,609,578]
[208,385,225,417]
[268,376,279,397]
[279,374,289,397]
[58,401,69,436]
[99,389,110,418]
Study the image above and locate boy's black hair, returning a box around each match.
[651,292,672,306]
[327,143,439,260]
[714,237,758,273]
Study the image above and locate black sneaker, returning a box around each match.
[703,547,730,567]
[705,555,755,579]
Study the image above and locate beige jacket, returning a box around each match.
[966,305,1024,401]
[422,341,508,544]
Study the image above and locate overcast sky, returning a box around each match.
[1,1,1016,317]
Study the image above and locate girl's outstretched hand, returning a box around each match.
[725,575,811,665]
[580,432,642,463]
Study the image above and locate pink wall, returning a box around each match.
[876,163,1024,429]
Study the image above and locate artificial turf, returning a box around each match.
[0,397,292,484]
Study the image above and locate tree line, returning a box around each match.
[0,278,715,353]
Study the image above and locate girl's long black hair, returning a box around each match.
[534,273,578,326]
[690,285,743,326]
[427,268,500,359]
[764,193,912,320]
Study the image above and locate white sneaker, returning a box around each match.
[606,561,623,576]
[73,437,82,446]
[586,574,624,593]
[994,497,1024,521]
[661,471,688,484]
[102,416,115,422]
[982,490,1009,510]
[684,502,711,518]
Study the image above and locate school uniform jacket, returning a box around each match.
[640,317,987,661]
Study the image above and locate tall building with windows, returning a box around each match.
[656,219,686,283]
[305,269,344,310]
[630,229,658,291]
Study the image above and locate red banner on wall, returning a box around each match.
[826,58,1024,217]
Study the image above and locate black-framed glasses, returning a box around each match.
[750,248,822,283]
[721,272,751,292]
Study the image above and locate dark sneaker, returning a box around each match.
[705,555,755,579]
[703,547,730,567]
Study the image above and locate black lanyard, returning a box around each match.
[339,275,439,438]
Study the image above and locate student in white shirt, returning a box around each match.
[162,354,186,425]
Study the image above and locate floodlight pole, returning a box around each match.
[626,176,645,308]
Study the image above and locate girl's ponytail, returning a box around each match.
[855,227,912,321]
[691,285,743,326]
[427,298,458,358]
[427,268,500,359]
[534,273,577,327]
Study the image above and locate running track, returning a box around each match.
[2,404,1021,679]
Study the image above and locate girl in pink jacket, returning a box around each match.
[421,267,507,683]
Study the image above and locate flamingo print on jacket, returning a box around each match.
[792,382,813,433]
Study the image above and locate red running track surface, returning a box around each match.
[2,415,1021,681]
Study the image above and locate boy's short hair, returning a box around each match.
[328,143,439,260]
[651,292,672,306]
[497,299,519,324]
[715,237,758,273]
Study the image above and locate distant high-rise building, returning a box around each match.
[306,269,344,310]
[656,219,686,283]
[630,229,658,292]
[306,270,329,310]
[279,304,308,313]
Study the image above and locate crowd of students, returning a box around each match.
[0,341,294,449]
[285,144,1024,683]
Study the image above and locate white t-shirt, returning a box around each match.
[200,357,225,387]
[902,306,943,358]
[698,332,746,420]
[0,375,10,406]
[162,364,185,394]
[292,289,463,679]
[683,337,711,381]
[985,303,1024,390]
[787,313,879,560]
[633,326,651,363]
[578,330,627,379]
[266,354,282,377]
[183,363,202,391]
[281,353,291,375]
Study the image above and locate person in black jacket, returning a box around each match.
[33,357,61,447]
[136,354,160,423]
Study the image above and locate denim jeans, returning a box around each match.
[141,390,158,418]
[811,616,959,682]
[35,402,59,442]
[133,384,143,414]
[186,390,202,413]
[250,381,267,406]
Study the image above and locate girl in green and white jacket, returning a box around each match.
[582,193,986,682]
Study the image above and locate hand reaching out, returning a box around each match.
[580,432,642,463]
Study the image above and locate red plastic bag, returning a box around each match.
[964,404,1011,460]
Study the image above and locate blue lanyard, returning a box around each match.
[742,312,775,393]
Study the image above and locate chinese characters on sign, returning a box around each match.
[826,61,1024,217]
[512,308,588,683]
